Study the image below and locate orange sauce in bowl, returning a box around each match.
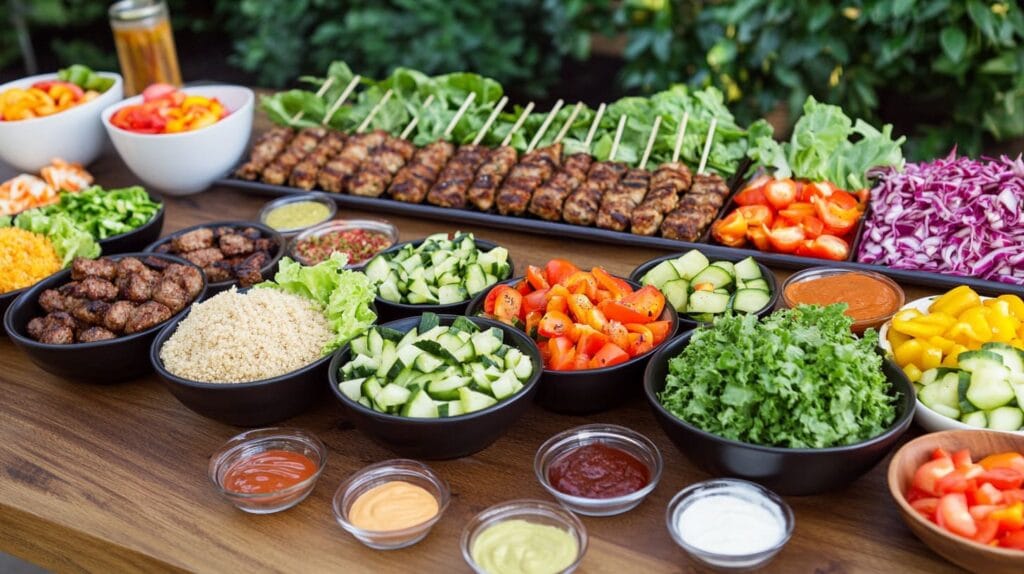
[784,272,901,324]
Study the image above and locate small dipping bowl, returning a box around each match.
[332,459,450,550]
[666,479,794,572]
[208,427,327,514]
[289,219,398,269]
[462,499,588,574]
[258,193,337,236]
[534,424,662,516]
[780,267,904,334]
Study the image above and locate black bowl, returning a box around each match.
[629,250,780,329]
[3,253,207,383]
[97,198,165,255]
[467,275,680,415]
[328,314,542,459]
[143,220,285,294]
[643,330,915,495]
[370,237,514,323]
[0,284,33,333]
[148,288,358,427]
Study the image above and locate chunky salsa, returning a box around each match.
[294,228,393,266]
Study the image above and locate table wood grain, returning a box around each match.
[0,151,966,574]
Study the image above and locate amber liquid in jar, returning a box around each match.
[109,0,182,96]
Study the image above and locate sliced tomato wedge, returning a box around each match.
[547,336,576,371]
[764,178,798,209]
[973,518,1000,544]
[538,310,575,339]
[799,181,835,202]
[733,179,769,206]
[545,259,580,286]
[616,285,666,322]
[799,215,825,239]
[526,265,549,290]
[1001,530,1024,550]
[910,497,940,520]
[913,456,956,496]
[978,468,1024,490]
[492,285,523,322]
[546,295,568,315]
[712,209,748,247]
[808,234,850,261]
[562,271,599,301]
[937,493,977,537]
[737,205,774,228]
[763,224,806,254]
[935,468,977,495]
[589,342,630,369]
[575,325,609,356]
[812,196,859,235]
[522,288,549,316]
[646,320,672,344]
[603,320,630,350]
[524,310,542,338]
[973,482,1005,505]
[514,279,532,295]
[746,226,771,251]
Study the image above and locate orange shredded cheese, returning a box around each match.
[0,227,61,293]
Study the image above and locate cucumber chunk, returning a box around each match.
[641,260,679,287]
[691,266,733,289]
[732,289,772,313]
[734,257,762,281]
[987,406,1024,431]
[688,291,731,314]
[669,250,710,280]
[960,410,988,428]
[965,364,1015,410]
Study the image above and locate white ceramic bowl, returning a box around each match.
[879,294,1023,435]
[101,85,253,195]
[0,72,123,172]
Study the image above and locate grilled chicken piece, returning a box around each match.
[426,144,489,209]
[103,300,136,333]
[528,153,592,221]
[152,278,188,313]
[496,143,562,216]
[289,131,346,190]
[630,162,693,236]
[171,228,214,253]
[597,168,651,232]
[235,127,294,180]
[78,326,117,343]
[563,161,626,226]
[389,141,455,203]
[218,233,254,257]
[162,263,204,300]
[318,132,386,193]
[71,258,117,281]
[65,277,118,301]
[468,146,517,212]
[349,136,417,197]
[261,127,327,185]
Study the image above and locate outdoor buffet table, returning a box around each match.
[0,148,967,574]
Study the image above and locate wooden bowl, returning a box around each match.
[887,430,1024,574]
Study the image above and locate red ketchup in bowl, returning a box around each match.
[547,443,650,499]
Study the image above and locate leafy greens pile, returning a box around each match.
[748,96,905,191]
[261,61,770,177]
[36,186,161,240]
[659,305,897,448]
[258,253,377,354]
[0,211,100,267]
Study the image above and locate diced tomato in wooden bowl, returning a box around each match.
[467,258,679,415]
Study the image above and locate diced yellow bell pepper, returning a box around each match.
[959,307,993,341]
[893,308,923,323]
[888,328,911,351]
[931,286,981,316]
[990,312,1017,343]
[943,344,968,367]
[894,339,924,367]
[948,321,982,344]
[927,335,955,353]
[920,345,944,370]
[903,363,923,383]
[997,294,1024,321]
[892,311,952,339]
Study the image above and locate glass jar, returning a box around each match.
[109,0,182,96]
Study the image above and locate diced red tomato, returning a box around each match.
[764,178,798,209]
[514,279,532,295]
[526,265,549,290]
[591,267,632,300]
[764,224,806,254]
[828,189,860,210]
[1001,530,1024,549]
[799,215,825,239]
[913,456,956,496]
[491,286,523,322]
[733,179,769,206]
[979,468,1024,490]
[937,493,977,537]
[572,352,591,370]
[936,468,978,495]
[538,311,575,339]
[737,205,774,228]
[746,226,771,251]
[522,288,549,316]
[548,336,576,371]
[545,259,579,286]
[953,449,973,469]
[800,181,835,202]
[1002,489,1024,504]
[589,342,630,369]
[808,234,850,261]
[973,518,1000,544]
[546,295,568,315]
[932,448,952,461]
[575,325,609,356]
[777,202,816,222]
[973,482,1005,505]
[910,497,939,520]
[524,311,542,338]
[969,504,1001,521]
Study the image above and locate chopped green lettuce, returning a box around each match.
[3,211,100,267]
[36,185,161,239]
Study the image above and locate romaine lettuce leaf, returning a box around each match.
[7,211,100,267]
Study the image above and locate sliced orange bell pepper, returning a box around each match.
[591,267,632,300]
[538,311,575,340]
[526,265,549,290]
[589,342,630,369]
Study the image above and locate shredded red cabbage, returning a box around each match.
[857,151,1024,285]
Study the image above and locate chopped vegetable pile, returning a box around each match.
[111,83,228,134]
[1,210,99,268]
[858,152,1024,285]
[35,185,160,239]
[0,65,113,122]
[659,305,898,448]
[639,250,771,321]
[0,159,93,216]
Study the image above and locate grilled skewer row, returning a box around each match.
[235,127,294,180]
[596,168,652,232]
[389,140,455,204]
[289,131,346,190]
[348,135,417,197]
[527,152,593,221]
[495,143,562,216]
[317,130,388,193]
[659,173,730,241]
[261,127,327,185]
[562,161,627,226]
[468,146,518,212]
[426,144,490,209]
[630,162,693,236]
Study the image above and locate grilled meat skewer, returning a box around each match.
[289,131,346,190]
[235,127,294,180]
[596,168,651,231]
[630,162,692,235]
[660,173,729,241]
[468,146,518,211]
[389,141,455,203]
[495,143,562,216]
[426,144,489,208]
[528,152,592,221]
[349,135,417,197]
[562,160,626,226]
[261,127,326,185]
[318,131,387,193]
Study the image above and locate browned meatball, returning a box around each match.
[120,272,157,302]
[235,251,268,287]
[171,228,214,252]
[103,300,135,333]
[203,263,233,283]
[78,326,117,343]
[240,227,262,240]
[142,255,170,270]
[66,277,118,301]
[182,247,224,268]
[116,257,147,279]
[162,263,203,300]
[218,233,254,256]
[125,301,172,334]
[253,238,275,253]
[153,243,173,254]
[212,226,236,238]
[71,258,117,281]
[152,278,188,313]
[38,325,75,345]
[38,289,67,313]
[70,299,110,325]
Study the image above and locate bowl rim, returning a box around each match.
[3,252,207,349]
[628,250,781,323]
[466,274,680,377]
[208,427,328,501]
[533,423,664,507]
[327,313,543,424]
[258,192,339,235]
[100,84,254,139]
[287,218,399,267]
[886,429,1024,558]
[780,266,905,328]
[0,71,123,128]
[370,235,514,311]
[642,329,917,455]
[142,219,285,289]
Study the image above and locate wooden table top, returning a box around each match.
[0,150,964,574]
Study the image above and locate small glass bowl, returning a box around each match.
[332,459,450,550]
[288,219,399,268]
[258,192,337,236]
[461,499,588,574]
[666,479,794,572]
[534,424,663,516]
[780,267,905,333]
[208,427,327,514]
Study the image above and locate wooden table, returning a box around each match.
[0,152,964,574]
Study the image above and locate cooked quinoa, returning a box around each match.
[160,287,332,383]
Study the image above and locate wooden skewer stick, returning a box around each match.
[500,102,535,147]
[553,102,584,144]
[399,94,435,140]
[472,96,508,146]
[356,89,393,133]
[583,103,606,150]
[697,117,718,175]
[671,111,689,164]
[526,99,564,153]
[290,76,335,124]
[443,92,477,138]
[320,75,362,127]
[608,114,628,162]
[638,115,662,170]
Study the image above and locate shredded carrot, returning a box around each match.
[0,227,61,293]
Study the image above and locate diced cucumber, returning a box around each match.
[958,350,1005,372]
[491,371,523,400]
[415,352,445,373]
[732,289,771,313]
[459,387,498,414]
[641,260,679,287]
[688,291,731,314]
[471,332,502,357]
[987,406,1024,431]
[691,266,733,289]
[669,250,710,280]
[349,353,379,377]
[662,279,689,312]
[438,284,468,305]
[350,334,369,357]
[513,354,533,380]
[919,375,960,411]
[364,256,391,283]
[376,342,399,378]
[734,257,762,281]
[930,403,960,420]
[965,364,1015,410]
[744,279,770,292]
[375,383,412,410]
[338,378,364,402]
[920,367,959,386]
[439,400,464,418]
[961,410,988,428]
[361,377,383,403]
[367,329,384,356]
[401,389,439,418]
[397,344,423,367]
[710,261,735,277]
[452,342,475,362]
[427,375,470,400]
[981,342,1024,375]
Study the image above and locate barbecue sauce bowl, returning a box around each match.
[328,314,542,460]
[466,276,679,415]
[3,253,207,383]
[368,237,515,323]
[643,330,915,495]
